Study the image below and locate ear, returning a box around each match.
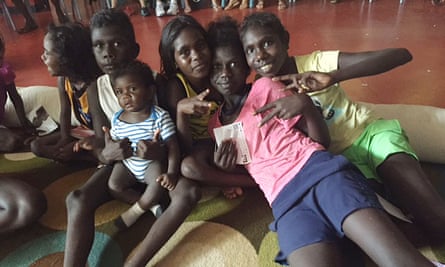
[132,43,140,59]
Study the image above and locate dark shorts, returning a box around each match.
[270,156,382,265]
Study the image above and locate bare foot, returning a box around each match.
[184,6,192,13]
[224,0,240,10]
[239,0,248,9]
[278,0,288,10]
[256,0,264,9]
[222,187,243,199]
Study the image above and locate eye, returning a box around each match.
[129,86,138,92]
[212,63,222,72]
[229,61,237,69]
[179,48,190,57]
[263,40,273,49]
[115,88,122,95]
[93,42,103,50]
[245,47,254,56]
[113,41,120,47]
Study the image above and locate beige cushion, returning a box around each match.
[3,85,80,127]
[361,102,445,164]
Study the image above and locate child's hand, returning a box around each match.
[73,136,97,152]
[254,93,313,127]
[177,89,212,116]
[214,139,237,171]
[156,173,178,191]
[272,71,334,93]
[135,129,165,160]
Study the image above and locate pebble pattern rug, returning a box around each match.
[0,152,444,267]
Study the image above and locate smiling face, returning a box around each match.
[91,26,137,76]
[113,73,153,113]
[41,33,63,76]
[210,45,250,97]
[172,27,211,82]
[241,26,288,78]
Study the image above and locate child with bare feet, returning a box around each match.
[108,60,180,229]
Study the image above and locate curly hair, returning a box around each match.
[158,15,207,77]
[239,12,290,50]
[111,60,155,89]
[46,22,101,83]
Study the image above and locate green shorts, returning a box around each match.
[342,119,418,182]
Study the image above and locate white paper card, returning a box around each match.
[213,122,251,165]
[27,106,58,136]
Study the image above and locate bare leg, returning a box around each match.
[181,142,256,198]
[0,177,47,234]
[31,132,96,163]
[255,0,263,9]
[224,0,240,10]
[343,208,433,267]
[277,0,287,10]
[239,0,248,9]
[108,162,140,204]
[11,0,37,34]
[64,165,113,267]
[116,161,166,228]
[0,128,22,152]
[287,242,345,267]
[378,153,445,244]
[182,0,191,13]
[50,0,69,23]
[124,177,201,266]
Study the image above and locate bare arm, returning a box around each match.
[57,77,72,140]
[297,93,330,148]
[5,83,34,133]
[274,48,413,92]
[333,48,412,83]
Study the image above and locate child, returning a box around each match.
[0,177,47,234]
[31,22,102,162]
[207,16,440,267]
[108,60,180,229]
[0,33,35,152]
[239,12,445,244]
[64,9,200,267]
[159,15,255,198]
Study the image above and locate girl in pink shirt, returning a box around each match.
[207,16,439,267]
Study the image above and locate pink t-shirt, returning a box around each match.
[209,77,324,204]
[0,62,16,122]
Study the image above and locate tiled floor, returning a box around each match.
[1,0,444,108]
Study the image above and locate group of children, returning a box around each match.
[1,7,445,267]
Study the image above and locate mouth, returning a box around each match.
[258,63,273,74]
[192,62,208,73]
[102,64,116,73]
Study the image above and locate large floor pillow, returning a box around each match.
[361,102,445,164]
[3,85,80,127]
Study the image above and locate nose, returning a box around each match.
[102,44,116,60]
[221,65,231,77]
[255,47,267,61]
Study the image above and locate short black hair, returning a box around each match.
[159,15,207,77]
[90,8,136,44]
[111,60,155,89]
[239,12,290,50]
[46,22,101,82]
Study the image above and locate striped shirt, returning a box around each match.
[110,105,176,180]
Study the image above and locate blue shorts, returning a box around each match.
[270,162,382,265]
